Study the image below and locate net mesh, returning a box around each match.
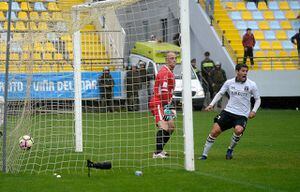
[0,0,183,174]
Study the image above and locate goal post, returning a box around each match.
[0,0,195,173]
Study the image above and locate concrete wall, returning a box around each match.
[248,71,300,97]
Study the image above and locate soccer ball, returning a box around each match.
[19,135,34,150]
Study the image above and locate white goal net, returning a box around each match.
[0,0,191,174]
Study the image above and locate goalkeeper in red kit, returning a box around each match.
[149,52,177,158]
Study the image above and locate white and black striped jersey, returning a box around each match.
[219,78,260,118]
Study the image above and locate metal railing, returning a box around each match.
[236,56,300,70]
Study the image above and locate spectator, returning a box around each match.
[201,51,215,106]
[191,58,201,82]
[126,64,141,111]
[211,61,227,109]
[242,28,256,68]
[291,28,300,64]
[138,60,150,111]
[98,66,115,112]
[205,0,215,20]
[252,0,268,8]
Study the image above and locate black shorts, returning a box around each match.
[214,110,248,132]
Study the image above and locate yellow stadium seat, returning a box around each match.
[279,1,290,10]
[34,42,43,52]
[260,41,271,50]
[0,11,5,21]
[43,52,53,60]
[30,12,40,21]
[255,51,265,57]
[258,3,268,10]
[54,53,63,60]
[285,11,296,19]
[21,53,30,60]
[37,22,48,31]
[61,34,72,42]
[267,51,276,57]
[285,62,298,70]
[45,42,56,52]
[10,53,19,60]
[0,2,8,11]
[272,62,284,70]
[258,21,270,30]
[290,51,298,57]
[0,54,5,60]
[225,2,235,10]
[20,2,31,11]
[263,11,274,20]
[253,31,264,40]
[236,2,246,10]
[280,21,292,30]
[66,43,73,52]
[48,2,60,11]
[29,22,38,31]
[33,52,42,60]
[4,22,15,31]
[15,21,27,31]
[242,11,252,20]
[275,31,287,40]
[271,41,282,50]
[278,51,288,57]
[18,11,28,20]
[41,12,51,21]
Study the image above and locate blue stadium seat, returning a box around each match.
[268,1,279,10]
[246,2,257,10]
[254,41,260,50]
[287,30,296,39]
[264,31,276,40]
[282,41,295,49]
[11,42,22,52]
[12,2,21,12]
[247,21,259,30]
[274,11,286,20]
[292,21,300,29]
[34,2,46,11]
[252,11,263,20]
[235,21,247,30]
[269,21,281,30]
[289,1,300,10]
[6,11,18,21]
[230,11,242,20]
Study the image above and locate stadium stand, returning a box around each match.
[0,0,110,73]
[211,0,300,70]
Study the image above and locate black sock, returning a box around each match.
[162,130,171,148]
[156,130,171,153]
[156,129,164,153]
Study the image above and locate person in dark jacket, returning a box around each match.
[291,28,300,64]
[211,61,227,109]
[126,64,141,111]
[242,28,256,68]
[98,66,115,112]
[201,51,215,105]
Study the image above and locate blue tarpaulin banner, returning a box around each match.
[0,72,122,100]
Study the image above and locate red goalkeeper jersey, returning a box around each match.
[151,65,175,106]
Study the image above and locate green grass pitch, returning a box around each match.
[0,109,299,192]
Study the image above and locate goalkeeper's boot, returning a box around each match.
[199,155,207,160]
[152,152,167,159]
[226,149,233,160]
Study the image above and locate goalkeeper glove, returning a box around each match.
[163,104,176,121]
